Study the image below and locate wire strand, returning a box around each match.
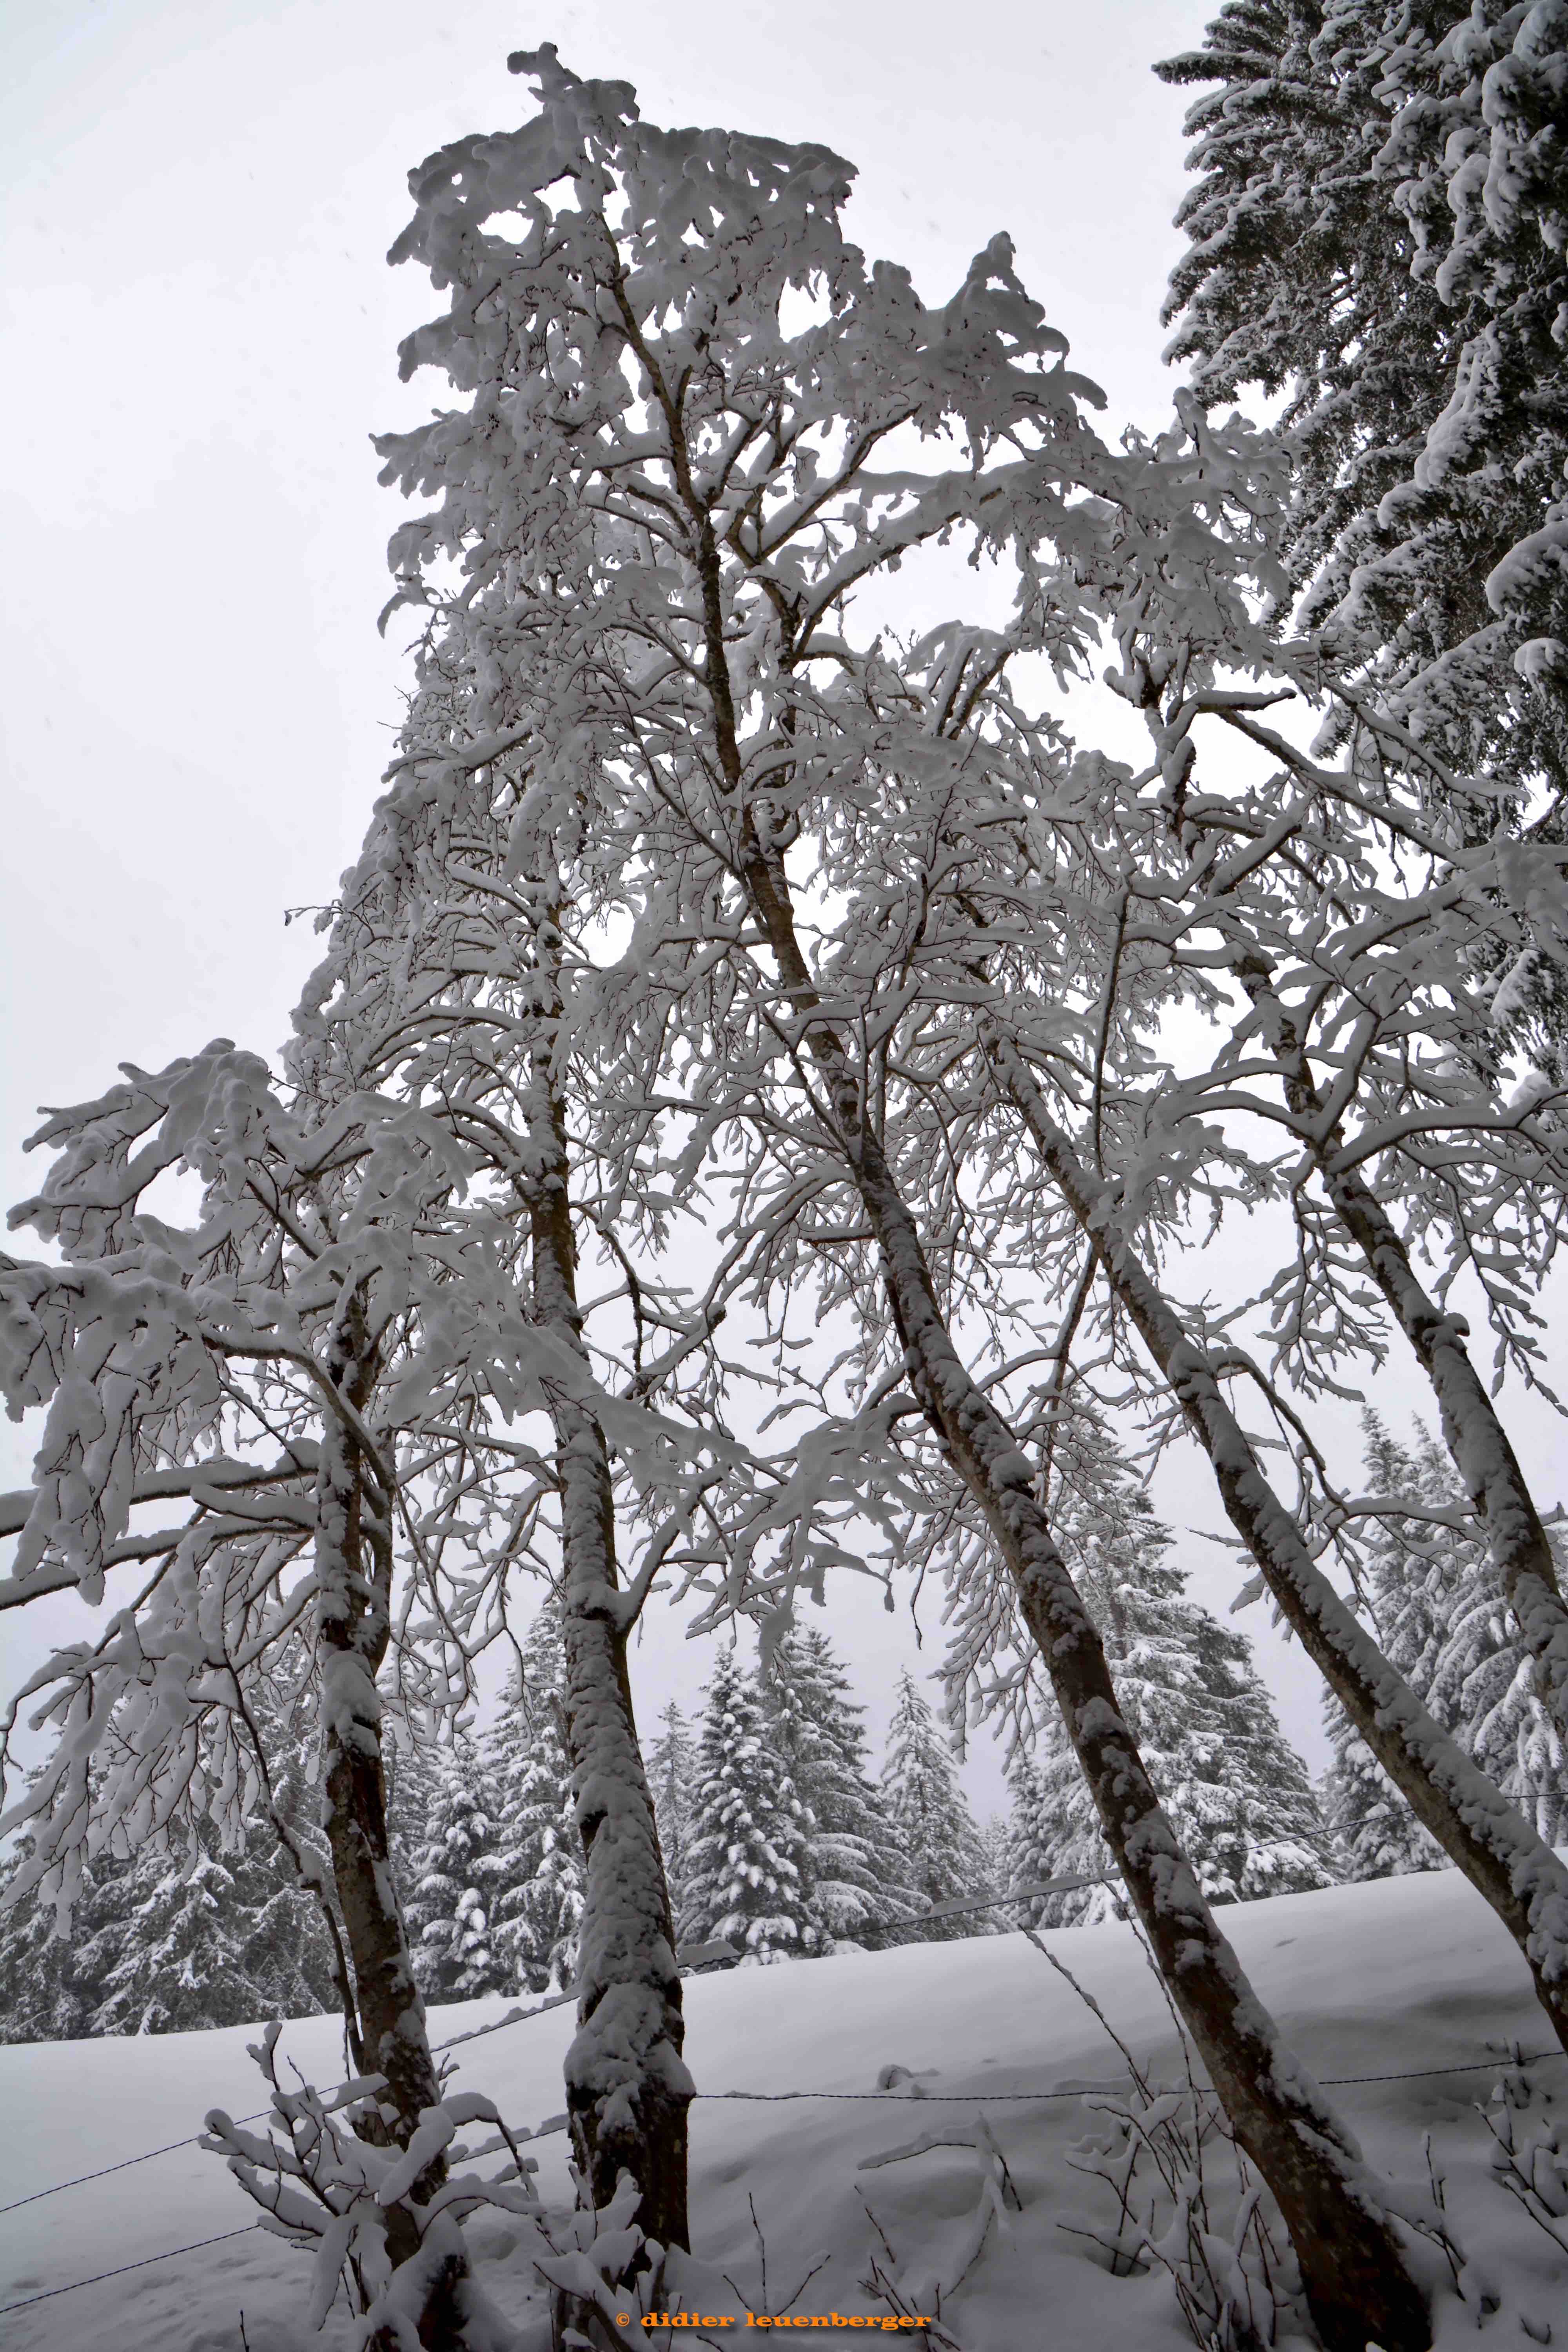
[0,2226,260,2317]
[0,1987,578,2216]
[3,2047,1563,2316]
[2,2034,1560,2221]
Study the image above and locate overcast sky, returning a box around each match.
[7,0,1565,1824]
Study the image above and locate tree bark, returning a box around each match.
[989,1026,1568,2063]
[726,841,1432,2352]
[524,1010,693,2258]
[315,1295,466,2349]
[1235,949,1568,1734]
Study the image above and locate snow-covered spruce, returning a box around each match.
[681,1648,817,1965]
[878,1670,993,1937]
[1004,1406,1331,1924]
[403,1737,512,2003]
[488,1613,586,1999]
[0,1785,338,2042]
[647,1702,696,1935]
[1325,1413,1568,1877]
[1157,0,1568,824]
[766,1631,929,1949]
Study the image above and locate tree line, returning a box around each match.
[9,1399,1559,2038]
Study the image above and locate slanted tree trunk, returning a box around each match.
[989,1026,1568,2064]
[523,957,693,2260]
[725,840,1431,2352]
[315,1294,466,2350]
[1234,948,1568,1733]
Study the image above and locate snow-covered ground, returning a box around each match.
[3,1867,1564,2350]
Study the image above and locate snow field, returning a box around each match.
[2,1865,1564,2350]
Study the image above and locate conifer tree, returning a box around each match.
[385,1728,441,1889]
[0,1826,131,2043]
[488,1613,585,1995]
[1002,1755,1062,1929]
[1023,1412,1332,1925]
[1323,1414,1466,1882]
[86,1830,337,2035]
[404,1739,510,2002]
[1414,1425,1568,1847]
[680,1649,817,1964]
[880,1671,991,1938]
[647,1701,696,1931]
[0,1805,339,2041]
[976,1813,1012,1910]
[1320,1716,1445,1883]
[1,1721,339,2044]
[1323,1413,1566,1875]
[1157,0,1568,826]
[490,1729,583,1996]
[762,1628,924,1948]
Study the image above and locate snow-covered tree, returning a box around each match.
[880,1672,991,1938]
[1416,1425,1568,1847]
[0,1043,531,2337]
[762,1628,923,1948]
[1001,1755,1062,1930]
[384,1728,441,1890]
[307,662,703,2258]
[0,1704,339,2043]
[368,48,1549,2330]
[1011,1412,1332,1924]
[489,1612,584,1994]
[681,1649,817,1964]
[967,493,1568,2069]
[89,1830,334,2036]
[1157,0,1568,826]
[0,1802,132,2042]
[1150,10,1568,1783]
[1321,1717,1444,1884]
[647,1701,696,1931]
[1324,1414,1567,1877]
[975,1811,1013,1913]
[404,1738,510,2002]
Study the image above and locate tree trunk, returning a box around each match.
[1236,950,1568,1734]
[525,1016,693,2258]
[650,410,1430,2341]
[989,1026,1568,2063]
[730,845,1431,2352]
[315,1296,466,2349]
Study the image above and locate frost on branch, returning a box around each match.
[204,2023,539,2348]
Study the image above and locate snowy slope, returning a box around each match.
[2,1866,1564,2351]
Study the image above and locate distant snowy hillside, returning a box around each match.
[2,1867,1564,2350]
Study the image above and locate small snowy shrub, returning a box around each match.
[1480,2044,1568,2259]
[1030,1933,1299,2351]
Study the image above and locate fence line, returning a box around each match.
[0,1832,1364,2221]
[0,2227,260,2317]
[2,2033,1562,2313]
[0,1986,582,2218]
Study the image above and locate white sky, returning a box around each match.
[6,0,1565,1828]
